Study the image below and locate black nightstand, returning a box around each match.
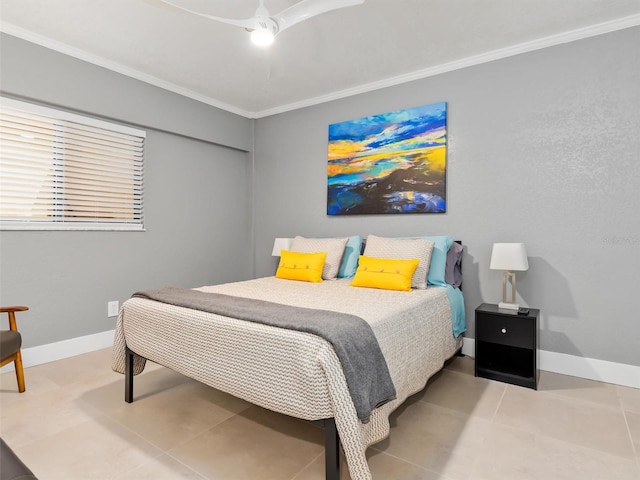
[475,303,539,389]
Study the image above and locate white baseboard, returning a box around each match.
[461,336,476,357]
[0,329,115,374]
[461,337,640,389]
[3,332,639,390]
[538,349,640,389]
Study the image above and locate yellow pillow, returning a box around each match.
[276,250,327,283]
[351,256,420,292]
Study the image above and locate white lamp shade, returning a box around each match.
[271,237,292,256]
[490,243,529,271]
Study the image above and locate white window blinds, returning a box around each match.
[0,97,145,231]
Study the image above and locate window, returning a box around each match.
[0,97,145,231]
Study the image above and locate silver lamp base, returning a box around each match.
[498,301,520,310]
[500,271,520,310]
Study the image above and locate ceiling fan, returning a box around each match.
[158,0,365,46]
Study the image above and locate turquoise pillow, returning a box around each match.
[338,235,362,278]
[413,235,454,286]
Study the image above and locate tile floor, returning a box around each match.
[1,349,639,479]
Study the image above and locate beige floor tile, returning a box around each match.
[416,368,506,419]
[116,453,208,479]
[618,384,640,415]
[3,346,638,480]
[471,423,640,480]
[373,400,491,480]
[110,379,252,451]
[0,387,103,448]
[290,453,350,480]
[292,449,446,480]
[495,384,636,460]
[353,450,445,480]
[2,348,124,408]
[1,367,60,406]
[69,370,133,399]
[77,364,191,415]
[27,347,115,388]
[538,370,621,409]
[169,405,324,480]
[625,410,640,457]
[443,355,475,376]
[11,415,164,480]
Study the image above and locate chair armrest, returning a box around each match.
[0,306,29,332]
[0,306,29,313]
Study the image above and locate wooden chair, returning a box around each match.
[0,306,29,393]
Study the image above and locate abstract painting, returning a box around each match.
[327,102,447,215]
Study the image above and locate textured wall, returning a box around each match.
[1,28,638,366]
[253,27,640,366]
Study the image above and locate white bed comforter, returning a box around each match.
[112,277,460,480]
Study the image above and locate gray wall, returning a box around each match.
[1,28,639,367]
[253,27,640,367]
[0,34,254,347]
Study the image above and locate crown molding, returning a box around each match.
[0,22,254,118]
[254,14,640,118]
[2,14,639,119]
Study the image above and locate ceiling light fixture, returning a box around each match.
[250,18,278,47]
[250,28,275,46]
[159,0,365,47]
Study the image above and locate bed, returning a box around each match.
[112,235,465,480]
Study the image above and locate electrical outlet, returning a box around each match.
[107,300,119,318]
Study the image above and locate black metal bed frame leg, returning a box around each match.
[125,347,134,403]
[324,418,340,480]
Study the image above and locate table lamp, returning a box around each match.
[490,243,529,310]
[271,238,292,256]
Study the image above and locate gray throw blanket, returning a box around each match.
[133,287,396,423]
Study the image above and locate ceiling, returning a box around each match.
[1,0,639,118]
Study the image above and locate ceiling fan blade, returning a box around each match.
[273,0,365,33]
[158,0,256,29]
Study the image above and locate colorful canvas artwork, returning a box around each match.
[327,102,447,215]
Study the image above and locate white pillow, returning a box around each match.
[290,236,348,280]
[363,235,435,289]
